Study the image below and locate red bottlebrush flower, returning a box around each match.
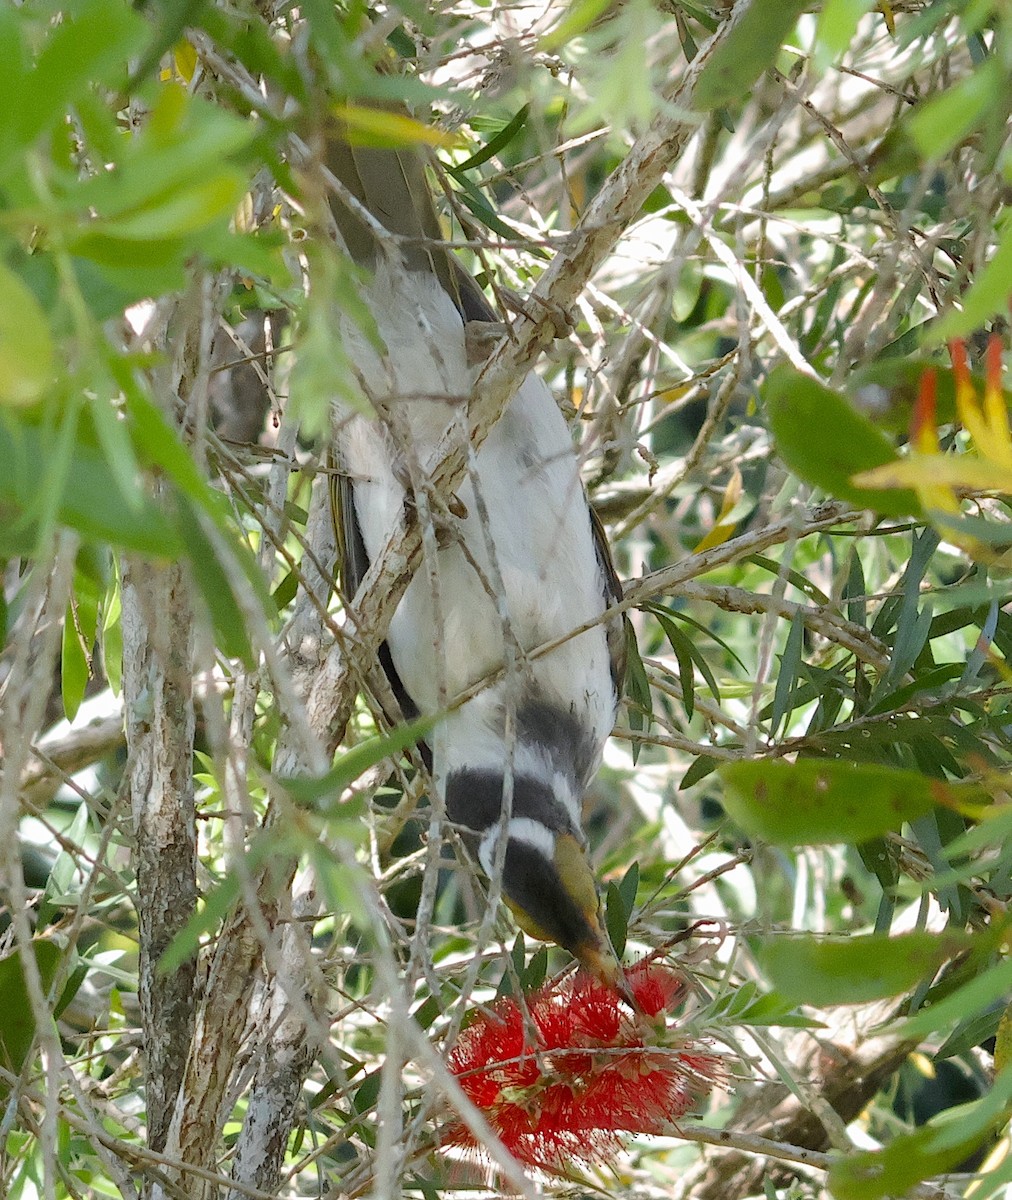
[444,962,723,1172]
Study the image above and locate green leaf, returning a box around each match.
[935,1007,1005,1063]
[445,164,537,247]
[848,356,1012,435]
[71,85,253,221]
[649,607,698,719]
[0,262,56,407]
[606,881,629,959]
[282,714,439,811]
[95,168,247,241]
[353,1071,381,1114]
[123,0,207,93]
[61,572,100,722]
[0,0,146,173]
[771,611,805,737]
[272,569,299,611]
[89,387,144,512]
[764,364,920,516]
[624,621,653,761]
[197,7,306,103]
[38,804,90,928]
[710,983,822,1028]
[52,957,88,1023]
[618,860,639,916]
[0,415,183,556]
[693,0,808,111]
[680,754,718,790]
[746,554,830,605]
[844,548,866,627]
[814,0,876,73]
[0,940,63,1099]
[124,386,226,503]
[410,994,442,1032]
[827,1066,1012,1200]
[996,1002,1012,1076]
[718,759,952,846]
[907,58,1001,162]
[646,603,732,700]
[318,849,392,933]
[524,945,549,992]
[102,574,123,696]
[894,956,1012,1042]
[457,105,530,170]
[932,211,1012,340]
[539,0,614,50]
[506,926,530,993]
[67,233,192,302]
[61,603,89,723]
[159,871,242,975]
[170,497,254,667]
[731,989,823,1028]
[761,929,975,1007]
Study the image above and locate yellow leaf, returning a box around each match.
[693,467,744,552]
[333,104,458,150]
[0,263,55,406]
[855,454,1012,494]
[996,1000,1012,1076]
[983,335,1012,470]
[173,39,197,83]
[234,190,255,234]
[655,383,693,405]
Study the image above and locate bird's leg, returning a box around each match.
[524,291,577,340]
[464,294,577,366]
[401,478,467,549]
[464,318,507,366]
[497,286,577,340]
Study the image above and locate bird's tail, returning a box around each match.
[325,116,492,323]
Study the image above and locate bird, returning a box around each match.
[326,118,627,991]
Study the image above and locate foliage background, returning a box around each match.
[1,0,1010,1198]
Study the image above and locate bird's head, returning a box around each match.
[498,830,624,988]
[446,767,626,995]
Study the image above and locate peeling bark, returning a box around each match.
[122,271,218,1185]
[122,553,198,1156]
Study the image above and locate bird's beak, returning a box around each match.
[538,833,637,1007]
[569,921,641,1010]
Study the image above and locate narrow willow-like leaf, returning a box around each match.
[693,0,808,110]
[282,714,438,810]
[0,940,63,1100]
[771,611,805,738]
[456,105,530,170]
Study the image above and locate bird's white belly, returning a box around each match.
[339,265,616,782]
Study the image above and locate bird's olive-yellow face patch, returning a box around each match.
[503,833,621,987]
[554,833,602,923]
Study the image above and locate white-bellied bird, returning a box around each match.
[328,127,627,989]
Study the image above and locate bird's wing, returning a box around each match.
[590,504,627,699]
[331,460,421,727]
